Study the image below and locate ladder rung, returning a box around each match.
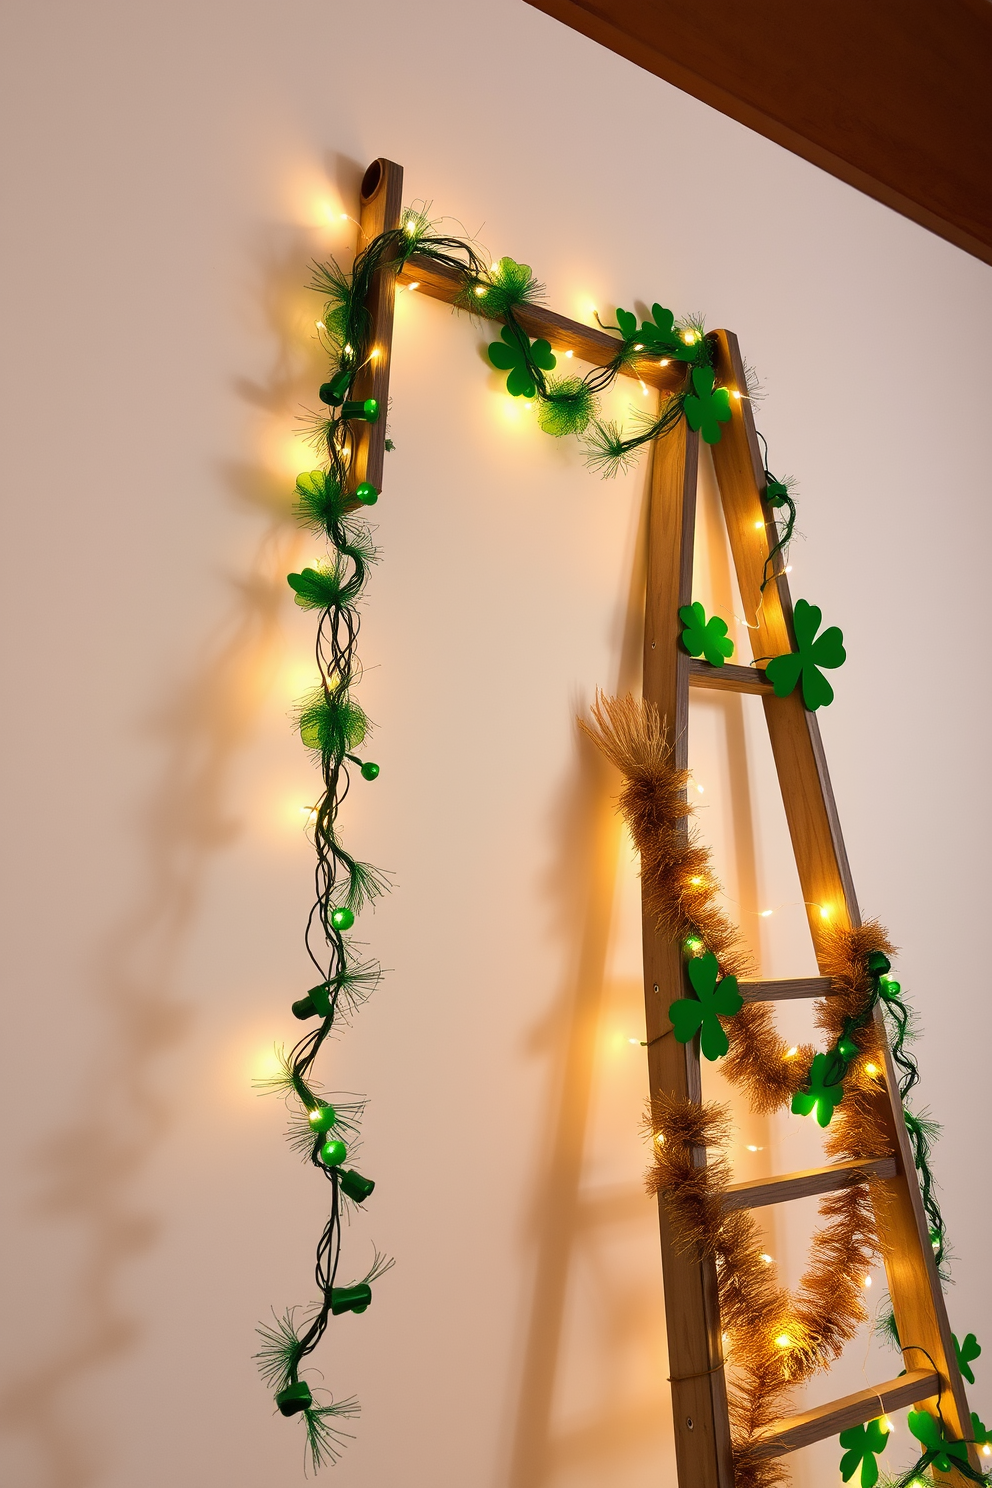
[752,1369,940,1458]
[739,976,834,1002]
[688,658,772,694]
[723,1156,897,1213]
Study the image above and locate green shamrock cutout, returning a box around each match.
[615,304,698,360]
[668,951,743,1061]
[683,366,732,444]
[954,1331,981,1385]
[971,1413,992,1447]
[679,602,735,667]
[765,599,846,711]
[907,1410,969,1474]
[791,1051,845,1127]
[487,324,555,398]
[839,1417,890,1488]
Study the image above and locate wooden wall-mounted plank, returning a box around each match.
[525,0,992,266]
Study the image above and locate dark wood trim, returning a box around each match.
[525,0,992,266]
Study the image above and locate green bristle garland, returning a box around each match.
[296,689,369,759]
[537,376,598,436]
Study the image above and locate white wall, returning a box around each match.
[1,3,990,1487]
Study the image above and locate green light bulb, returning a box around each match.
[330,906,355,931]
[319,1137,348,1168]
[340,397,379,422]
[308,1103,337,1133]
[354,482,379,505]
[319,369,351,406]
[275,1380,313,1416]
[360,761,379,780]
[837,1038,858,1061]
[330,1283,372,1315]
[338,1168,375,1203]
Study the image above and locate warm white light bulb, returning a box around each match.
[760,909,773,918]
[760,1254,773,1265]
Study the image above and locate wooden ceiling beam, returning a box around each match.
[525,0,992,266]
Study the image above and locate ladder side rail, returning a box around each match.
[708,328,976,1474]
[642,421,735,1488]
[351,159,405,497]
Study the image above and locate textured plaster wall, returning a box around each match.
[1,3,990,1487]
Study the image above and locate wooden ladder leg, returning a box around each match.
[708,328,977,1479]
[642,419,735,1488]
[350,158,404,497]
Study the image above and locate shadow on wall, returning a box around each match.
[505,478,665,1488]
[505,442,768,1488]
[0,223,322,1488]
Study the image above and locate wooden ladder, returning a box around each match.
[343,155,972,1486]
[642,332,976,1487]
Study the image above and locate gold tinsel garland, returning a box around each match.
[584,693,897,1488]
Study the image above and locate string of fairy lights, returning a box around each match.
[254,199,983,1484]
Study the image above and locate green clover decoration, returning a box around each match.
[615,303,697,361]
[766,598,846,711]
[954,1331,982,1385]
[487,324,555,398]
[668,951,743,1061]
[791,1051,845,1128]
[839,1417,891,1488]
[907,1410,969,1474]
[972,1413,992,1448]
[684,366,732,445]
[679,602,735,667]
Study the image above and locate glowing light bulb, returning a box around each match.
[746,1145,762,1152]
[881,1418,894,1435]
[784,564,793,573]
[689,876,705,886]
[659,358,670,367]
[760,1254,773,1265]
[685,937,703,954]
[344,343,353,354]
[786,1047,798,1059]
[731,390,742,400]
[864,1275,873,1287]
[563,349,573,357]
[754,520,764,530]
[819,905,831,920]
[634,343,644,351]
[682,330,696,344]
[299,805,318,825]
[315,320,325,329]
[696,783,705,794]
[407,281,420,291]
[865,1063,879,1076]
[369,346,380,358]
[983,1446,990,1458]
[760,909,774,918]
[474,285,487,296]
[655,1132,665,1146]
[775,1334,791,1349]
[640,381,650,396]
[404,220,416,234]
[628,1038,640,1045]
